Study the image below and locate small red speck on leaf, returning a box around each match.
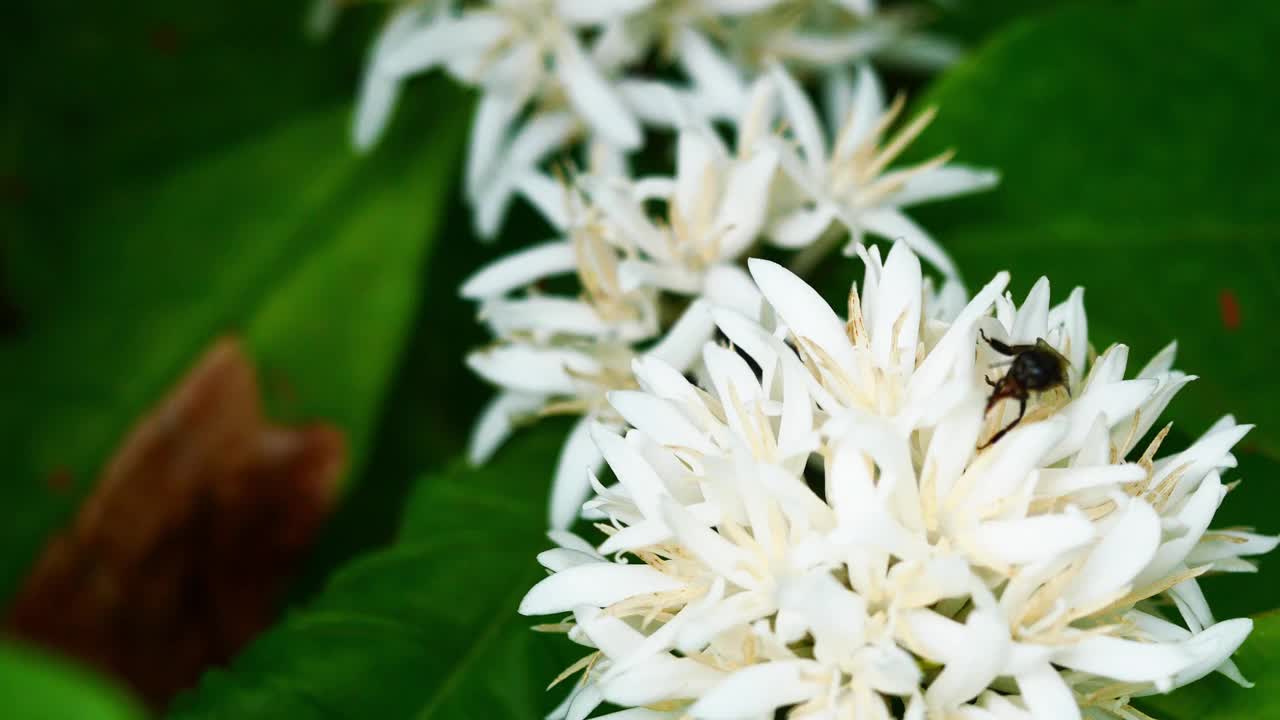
[0,175,29,206]
[147,24,184,56]
[46,468,73,493]
[1219,289,1241,331]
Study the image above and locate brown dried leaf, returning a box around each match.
[6,336,345,708]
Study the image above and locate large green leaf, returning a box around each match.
[0,88,467,598]
[2,1,377,194]
[1137,611,1280,719]
[0,641,146,720]
[169,424,576,719]
[821,0,1280,618]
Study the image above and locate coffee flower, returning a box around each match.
[461,93,779,528]
[352,0,960,237]
[519,243,1274,719]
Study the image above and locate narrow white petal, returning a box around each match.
[835,64,885,159]
[646,300,716,371]
[1052,635,1193,683]
[550,417,606,529]
[704,265,765,320]
[609,391,717,453]
[770,64,828,178]
[602,657,726,706]
[514,171,571,230]
[973,511,1095,566]
[1012,277,1051,344]
[556,0,655,25]
[891,165,1000,208]
[380,14,509,77]
[557,33,641,149]
[1063,497,1161,608]
[1136,472,1226,586]
[714,148,780,259]
[748,258,858,372]
[678,27,746,118]
[468,391,546,464]
[460,240,576,298]
[770,205,837,249]
[466,344,597,395]
[858,207,960,280]
[1014,664,1079,720]
[592,423,669,519]
[1165,619,1254,691]
[690,660,824,718]
[520,562,685,615]
[352,72,401,151]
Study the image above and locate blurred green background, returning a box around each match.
[2,1,1278,718]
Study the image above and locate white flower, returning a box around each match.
[461,108,781,528]
[351,0,965,237]
[519,243,1273,719]
[764,63,998,279]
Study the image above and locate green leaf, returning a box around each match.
[839,0,1280,617]
[1136,611,1280,719]
[169,424,577,719]
[0,641,146,720]
[0,88,467,599]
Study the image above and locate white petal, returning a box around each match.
[834,64,884,159]
[482,296,613,338]
[891,165,1000,208]
[602,657,726,706]
[770,205,837,249]
[1188,530,1280,565]
[592,423,669,519]
[704,265,765,320]
[353,71,401,151]
[465,89,519,202]
[921,611,1010,707]
[646,300,717,371]
[770,63,828,178]
[461,241,575,298]
[468,391,546,464]
[520,562,685,615]
[858,207,959,280]
[678,28,746,119]
[748,258,858,372]
[1062,497,1160,608]
[690,660,824,718]
[556,0,655,25]
[557,33,641,149]
[380,14,509,77]
[609,391,717,454]
[1136,472,1226,587]
[1011,277,1051,344]
[1166,619,1254,691]
[466,344,597,395]
[973,510,1095,566]
[514,171,572,230]
[551,417,606,529]
[1014,664,1079,720]
[1051,635,1193,683]
[714,148,779,259]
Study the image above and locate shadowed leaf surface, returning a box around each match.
[169,425,577,719]
[0,89,467,601]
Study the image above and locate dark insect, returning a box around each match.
[978,329,1071,449]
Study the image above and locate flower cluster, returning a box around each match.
[518,243,1275,719]
[460,62,995,528]
[351,0,962,237]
